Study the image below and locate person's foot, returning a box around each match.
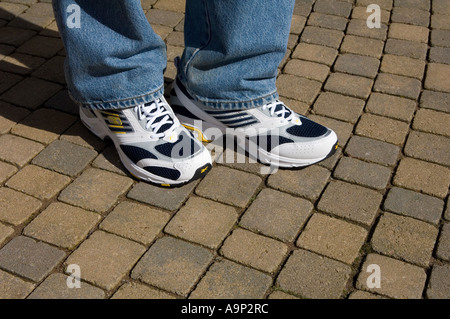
[79,96,212,187]
[170,78,338,168]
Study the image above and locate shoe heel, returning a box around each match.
[79,108,108,140]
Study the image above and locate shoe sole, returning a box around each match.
[80,108,211,187]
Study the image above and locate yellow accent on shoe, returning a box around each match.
[161,183,171,187]
[200,166,208,173]
[182,124,212,143]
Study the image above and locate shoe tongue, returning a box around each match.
[137,100,175,134]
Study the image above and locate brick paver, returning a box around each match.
[0,0,448,300]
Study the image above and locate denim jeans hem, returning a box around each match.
[70,86,165,110]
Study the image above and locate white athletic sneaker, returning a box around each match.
[79,96,212,187]
[170,78,338,168]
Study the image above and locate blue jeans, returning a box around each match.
[52,0,294,110]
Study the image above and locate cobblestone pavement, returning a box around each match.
[0,0,449,299]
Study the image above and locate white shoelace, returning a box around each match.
[262,100,298,124]
[134,99,178,139]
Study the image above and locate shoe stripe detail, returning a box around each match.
[109,127,133,133]
[143,166,181,180]
[228,120,259,128]
[219,116,256,125]
[212,112,248,120]
[120,145,158,163]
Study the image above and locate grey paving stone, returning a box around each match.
[32,140,97,176]
[324,73,373,99]
[365,93,416,122]
[111,282,175,299]
[426,265,450,299]
[371,213,439,267]
[391,7,430,27]
[307,12,348,31]
[347,19,388,40]
[0,236,65,282]
[356,254,427,299]
[0,71,23,94]
[0,269,35,299]
[292,43,338,66]
[384,187,444,225]
[431,14,450,31]
[300,26,344,48]
[195,166,262,208]
[432,0,450,15]
[32,56,66,84]
[313,92,364,123]
[374,73,422,100]
[384,38,428,60]
[190,259,272,299]
[240,188,313,242]
[132,236,213,297]
[16,35,63,58]
[267,165,330,201]
[127,179,197,212]
[436,223,450,261]
[356,0,393,11]
[0,52,45,75]
[334,54,380,79]
[313,0,352,17]
[420,90,450,113]
[348,290,387,299]
[317,180,383,226]
[277,74,322,104]
[44,89,78,115]
[146,9,184,27]
[59,168,133,213]
[277,249,352,299]
[60,120,106,152]
[27,273,105,299]
[405,130,450,167]
[395,0,430,10]
[334,157,392,190]
[294,0,315,16]
[290,15,307,35]
[429,46,450,64]
[345,135,400,166]
[431,29,450,48]
[1,77,62,109]
[351,6,390,25]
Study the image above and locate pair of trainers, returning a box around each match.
[80,78,338,187]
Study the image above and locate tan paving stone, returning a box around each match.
[165,196,237,249]
[348,290,387,299]
[277,74,322,104]
[153,0,185,12]
[431,14,450,31]
[347,19,388,41]
[0,187,41,225]
[0,161,17,184]
[0,236,65,282]
[292,43,338,66]
[334,157,392,190]
[195,166,261,208]
[127,179,197,212]
[28,273,105,299]
[11,108,77,144]
[297,213,367,264]
[146,9,184,27]
[6,165,70,200]
[395,0,430,11]
[313,92,364,123]
[372,213,439,267]
[384,187,444,225]
[284,59,329,82]
[356,254,427,299]
[111,282,175,299]
[0,269,35,299]
[365,93,416,122]
[317,146,342,170]
[277,249,351,299]
[290,15,307,35]
[374,73,422,100]
[405,130,450,167]
[307,12,348,31]
[341,35,385,58]
[384,38,428,60]
[356,0,393,11]
[59,168,133,213]
[268,291,299,299]
[0,134,44,167]
[425,63,450,93]
[308,115,353,146]
[131,236,213,297]
[23,202,100,250]
[380,54,426,79]
[0,2,28,21]
[0,102,30,134]
[151,24,172,40]
[0,222,14,246]
[426,265,450,299]
[190,259,272,299]
[351,6,390,24]
[433,0,450,15]
[240,188,313,242]
[318,180,382,226]
[388,23,429,43]
[99,201,169,246]
[267,165,330,201]
[334,53,380,79]
[324,73,373,99]
[314,0,352,17]
[220,228,288,273]
[65,231,145,290]
[356,113,410,145]
[393,157,450,198]
[294,0,315,16]
[345,135,400,166]
[24,2,54,17]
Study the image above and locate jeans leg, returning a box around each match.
[52,0,167,110]
[178,0,295,110]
